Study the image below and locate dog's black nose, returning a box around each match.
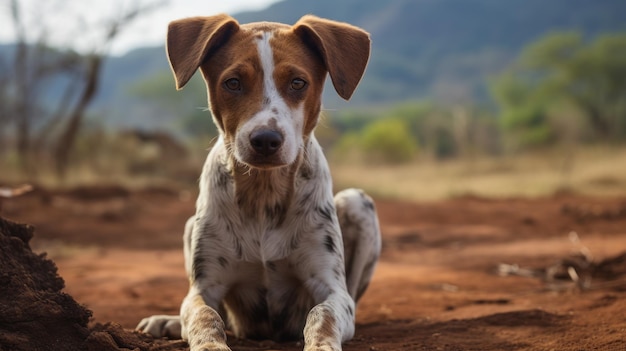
[250,130,283,156]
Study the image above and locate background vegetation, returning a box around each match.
[1,0,625,200]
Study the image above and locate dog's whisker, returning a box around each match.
[243,164,253,176]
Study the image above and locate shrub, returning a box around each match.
[359,119,419,164]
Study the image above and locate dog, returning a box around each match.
[137,14,381,351]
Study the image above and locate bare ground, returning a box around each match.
[1,186,626,350]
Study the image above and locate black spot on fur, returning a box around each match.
[299,166,313,180]
[218,256,228,268]
[191,229,212,281]
[214,164,232,187]
[265,204,283,220]
[297,191,313,209]
[290,235,300,250]
[363,198,375,211]
[192,255,206,281]
[267,261,276,271]
[234,239,243,258]
[333,264,343,279]
[357,190,375,210]
[317,203,334,222]
[345,304,354,316]
[324,235,336,253]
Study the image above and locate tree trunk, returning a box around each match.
[14,41,33,173]
[54,55,102,180]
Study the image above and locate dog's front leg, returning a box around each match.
[180,286,230,351]
[303,290,355,351]
[297,227,356,351]
[179,214,232,351]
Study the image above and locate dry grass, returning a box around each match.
[330,147,626,201]
[3,145,626,202]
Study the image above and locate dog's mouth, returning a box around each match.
[243,157,290,170]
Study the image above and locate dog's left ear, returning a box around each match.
[167,14,240,90]
[293,15,371,100]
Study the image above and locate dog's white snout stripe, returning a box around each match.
[231,30,304,167]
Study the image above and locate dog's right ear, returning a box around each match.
[167,14,239,90]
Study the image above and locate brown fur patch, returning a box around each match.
[269,29,326,137]
[199,28,264,146]
[316,311,337,340]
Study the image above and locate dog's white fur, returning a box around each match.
[137,14,381,351]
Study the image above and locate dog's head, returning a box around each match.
[166,14,370,169]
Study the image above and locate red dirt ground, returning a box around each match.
[2,186,626,350]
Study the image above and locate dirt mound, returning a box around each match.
[0,217,183,351]
[0,217,90,351]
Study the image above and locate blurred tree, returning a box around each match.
[329,102,504,163]
[491,31,626,148]
[129,71,218,139]
[358,119,419,164]
[491,71,554,147]
[1,0,164,179]
[385,102,462,159]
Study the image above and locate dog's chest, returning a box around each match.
[202,147,329,263]
[234,222,298,262]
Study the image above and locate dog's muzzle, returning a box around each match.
[241,128,289,169]
[250,129,284,157]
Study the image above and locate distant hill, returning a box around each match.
[235,0,626,105]
[1,0,625,131]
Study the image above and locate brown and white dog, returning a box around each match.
[137,14,381,351]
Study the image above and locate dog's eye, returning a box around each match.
[224,78,241,91]
[290,78,307,91]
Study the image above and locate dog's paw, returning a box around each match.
[304,344,341,351]
[136,314,182,339]
[192,342,232,351]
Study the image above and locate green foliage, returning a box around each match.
[359,119,419,164]
[329,101,505,163]
[491,72,554,147]
[384,102,463,159]
[491,31,626,148]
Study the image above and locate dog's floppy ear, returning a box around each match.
[167,14,239,90]
[293,15,370,100]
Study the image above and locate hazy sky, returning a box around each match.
[0,0,281,56]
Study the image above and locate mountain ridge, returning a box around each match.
[1,0,625,131]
